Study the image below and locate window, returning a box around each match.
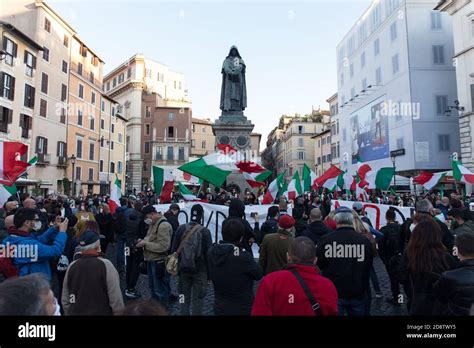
[42,46,49,62]
[24,51,35,76]
[110,162,115,174]
[174,80,177,89]
[191,140,195,148]
[91,92,96,105]
[59,84,67,102]
[358,21,367,44]
[101,101,105,112]
[117,161,123,174]
[145,124,150,135]
[90,72,95,84]
[127,68,131,79]
[167,146,174,160]
[179,82,182,90]
[3,38,17,65]
[101,118,105,129]
[60,108,66,124]
[431,12,442,30]
[112,77,116,88]
[78,110,83,126]
[1,72,15,100]
[40,73,48,94]
[78,84,84,99]
[57,141,66,158]
[80,44,87,57]
[145,69,152,78]
[143,162,148,172]
[118,74,124,83]
[0,107,12,132]
[472,19,474,38]
[343,128,347,142]
[298,151,305,160]
[146,106,151,117]
[78,62,83,76]
[322,137,326,145]
[75,167,82,180]
[178,147,185,160]
[20,114,32,138]
[298,137,304,147]
[374,38,380,56]
[350,64,354,78]
[156,146,163,160]
[99,160,104,172]
[376,67,382,85]
[436,95,448,115]
[106,82,110,91]
[298,125,303,134]
[144,142,150,153]
[371,3,382,31]
[390,22,397,41]
[396,137,404,149]
[317,157,321,165]
[44,18,51,32]
[201,140,206,149]
[63,34,69,47]
[433,45,445,64]
[438,134,450,151]
[392,54,399,74]
[168,126,174,137]
[362,78,367,90]
[39,99,47,117]
[62,60,68,73]
[111,141,114,150]
[118,133,123,143]
[76,138,83,158]
[89,142,95,160]
[361,51,366,69]
[111,124,115,133]
[168,112,174,120]
[89,115,94,130]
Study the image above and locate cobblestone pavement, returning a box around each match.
[106,245,408,316]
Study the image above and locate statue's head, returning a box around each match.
[227,45,241,58]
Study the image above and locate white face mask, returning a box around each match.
[409,223,416,233]
[54,297,61,316]
[144,218,153,225]
[33,221,42,231]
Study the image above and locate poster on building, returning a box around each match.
[351,95,390,163]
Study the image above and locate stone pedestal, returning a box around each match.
[212,111,255,152]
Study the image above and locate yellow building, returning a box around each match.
[191,117,214,157]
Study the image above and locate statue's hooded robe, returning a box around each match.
[220,45,247,112]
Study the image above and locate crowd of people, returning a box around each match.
[0,188,473,316]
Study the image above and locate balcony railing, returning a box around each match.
[70,62,103,89]
[36,153,51,165]
[57,156,68,167]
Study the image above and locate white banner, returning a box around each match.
[331,200,413,230]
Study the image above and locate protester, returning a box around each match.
[62,229,124,315]
[95,203,115,254]
[3,209,68,281]
[257,206,279,245]
[170,204,212,315]
[208,219,262,315]
[316,207,373,316]
[252,237,338,316]
[114,197,133,290]
[292,207,307,237]
[433,232,474,315]
[4,201,19,216]
[399,220,457,315]
[0,273,58,315]
[302,208,333,245]
[436,197,451,219]
[447,208,474,235]
[137,205,173,309]
[164,203,180,233]
[259,215,296,275]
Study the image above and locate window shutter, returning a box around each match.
[32,56,36,69]
[31,87,35,107]
[57,141,60,156]
[44,138,48,154]
[7,109,12,124]
[2,38,6,50]
[0,72,4,97]
[36,137,40,153]
[24,50,28,64]
[19,114,24,128]
[10,76,15,101]
[12,42,17,57]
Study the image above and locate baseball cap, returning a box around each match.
[352,202,364,212]
[141,205,157,216]
[79,230,100,246]
[278,214,295,229]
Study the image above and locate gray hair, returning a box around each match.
[0,273,51,315]
[416,199,433,213]
[288,237,316,264]
[335,211,354,227]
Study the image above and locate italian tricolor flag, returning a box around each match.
[0,183,17,207]
[178,182,199,201]
[179,152,237,187]
[0,141,29,186]
[337,171,354,191]
[452,160,474,184]
[302,163,317,192]
[364,167,395,190]
[316,165,343,190]
[284,171,303,201]
[182,172,202,185]
[413,171,446,190]
[109,176,121,214]
[262,172,285,204]
[241,169,272,188]
[153,166,175,203]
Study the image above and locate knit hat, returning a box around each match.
[278,214,295,229]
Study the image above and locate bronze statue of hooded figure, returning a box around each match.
[220,46,247,112]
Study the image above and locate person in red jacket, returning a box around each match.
[251,236,338,316]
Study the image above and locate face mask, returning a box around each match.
[409,223,416,233]
[144,218,153,225]
[99,208,103,214]
[54,297,61,316]
[33,221,42,231]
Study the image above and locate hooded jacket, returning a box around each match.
[223,198,258,257]
[3,226,67,281]
[258,228,295,275]
[208,242,262,315]
[302,220,333,246]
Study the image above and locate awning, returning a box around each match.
[15,178,39,186]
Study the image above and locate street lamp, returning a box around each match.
[391,154,396,193]
[70,154,76,196]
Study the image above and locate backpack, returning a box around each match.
[166,224,202,275]
[383,223,401,256]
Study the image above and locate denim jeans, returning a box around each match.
[337,295,368,316]
[147,260,171,309]
[178,271,207,316]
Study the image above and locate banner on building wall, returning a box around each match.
[351,95,390,164]
[331,200,413,230]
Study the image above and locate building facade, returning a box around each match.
[327,93,341,168]
[337,0,459,176]
[191,117,214,157]
[313,129,332,177]
[104,54,191,194]
[435,0,474,173]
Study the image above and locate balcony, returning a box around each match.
[57,156,68,168]
[70,62,103,89]
[36,153,51,166]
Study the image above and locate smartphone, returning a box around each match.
[250,212,257,218]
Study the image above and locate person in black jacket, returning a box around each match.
[316,207,374,316]
[292,205,307,237]
[378,208,402,305]
[208,219,262,315]
[257,206,279,245]
[164,203,180,234]
[399,220,457,315]
[170,204,212,315]
[302,208,332,245]
[433,232,474,315]
[222,198,258,257]
[124,201,145,299]
[95,203,115,254]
